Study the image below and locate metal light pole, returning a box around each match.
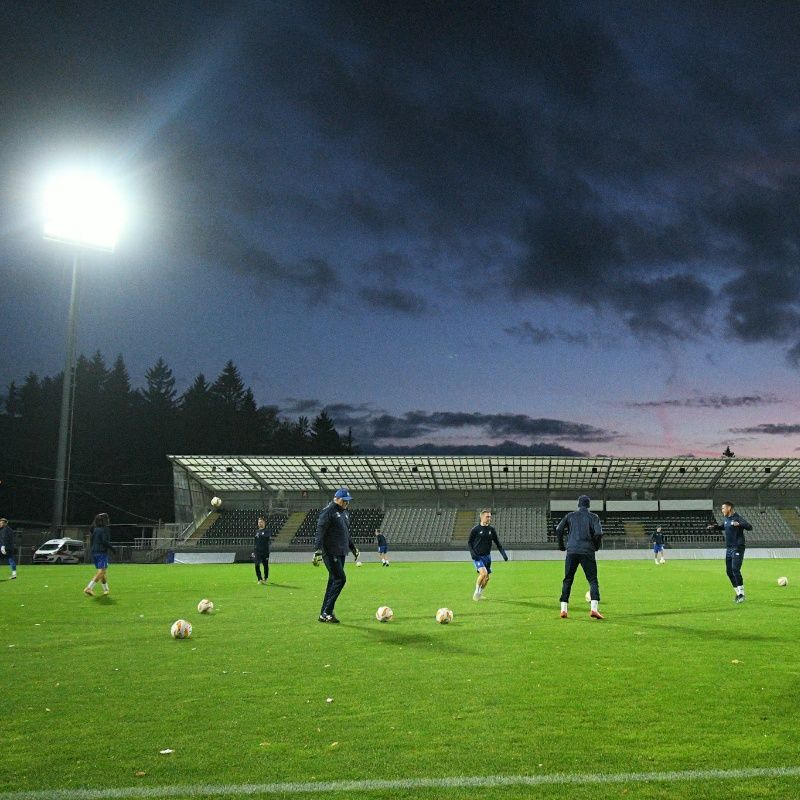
[43,170,124,535]
[51,251,80,535]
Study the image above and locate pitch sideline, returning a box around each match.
[1,766,800,799]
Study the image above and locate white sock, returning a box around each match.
[102,583,109,592]
[561,602,568,613]
[591,600,599,612]
[87,580,96,590]
[736,586,744,595]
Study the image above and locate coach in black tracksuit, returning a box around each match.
[254,516,272,584]
[556,495,604,619]
[707,501,752,603]
[313,488,359,623]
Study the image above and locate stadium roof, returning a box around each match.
[168,455,800,493]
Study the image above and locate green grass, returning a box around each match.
[1,558,799,799]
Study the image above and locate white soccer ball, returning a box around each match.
[778,576,789,587]
[170,619,192,639]
[585,591,591,602]
[356,561,363,567]
[435,607,453,624]
[210,496,222,509]
[197,598,214,614]
[376,605,393,622]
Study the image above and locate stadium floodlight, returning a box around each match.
[43,170,124,252]
[44,168,124,534]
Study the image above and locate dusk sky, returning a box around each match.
[3,1,800,458]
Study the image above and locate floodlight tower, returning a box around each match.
[43,171,124,534]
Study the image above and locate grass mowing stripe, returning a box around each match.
[3,767,800,799]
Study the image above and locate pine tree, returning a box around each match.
[311,410,342,455]
[142,357,177,409]
[210,360,246,411]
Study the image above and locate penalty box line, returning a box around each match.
[2,766,800,799]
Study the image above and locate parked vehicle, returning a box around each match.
[33,538,86,564]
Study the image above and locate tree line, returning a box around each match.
[1,353,351,525]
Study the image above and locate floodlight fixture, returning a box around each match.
[43,170,124,252]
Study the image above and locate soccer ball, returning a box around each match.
[170,619,192,639]
[356,561,363,567]
[210,496,222,509]
[197,598,214,613]
[376,605,393,622]
[585,591,591,602]
[778,576,789,587]
[435,608,453,624]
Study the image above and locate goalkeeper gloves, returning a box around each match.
[312,550,322,566]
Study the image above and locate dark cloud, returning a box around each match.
[504,321,589,346]
[358,410,617,443]
[730,423,800,435]
[357,440,587,457]
[357,287,428,315]
[629,394,781,410]
[280,398,320,414]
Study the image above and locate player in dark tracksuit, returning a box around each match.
[468,509,508,600]
[253,515,273,584]
[0,518,17,579]
[313,488,360,623]
[707,501,752,603]
[556,495,604,619]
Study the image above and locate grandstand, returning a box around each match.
[380,507,458,546]
[160,455,800,557]
[290,508,384,547]
[203,510,287,546]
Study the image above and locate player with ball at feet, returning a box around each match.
[556,495,604,619]
[312,487,360,623]
[707,501,752,603]
[468,509,508,601]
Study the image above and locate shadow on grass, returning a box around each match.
[94,595,117,605]
[642,620,784,642]
[259,582,302,589]
[341,622,470,653]
[493,598,556,612]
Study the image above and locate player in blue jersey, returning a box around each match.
[84,512,115,597]
[707,501,752,603]
[468,509,508,600]
[651,526,666,564]
[375,529,390,566]
[556,495,604,619]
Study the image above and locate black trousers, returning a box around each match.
[560,552,600,602]
[255,555,269,581]
[725,546,745,588]
[321,553,347,615]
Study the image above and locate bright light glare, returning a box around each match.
[43,171,124,251]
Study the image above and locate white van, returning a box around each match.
[34,538,86,564]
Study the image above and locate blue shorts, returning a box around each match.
[473,555,492,573]
[378,546,388,554]
[93,554,109,570]
[653,544,663,553]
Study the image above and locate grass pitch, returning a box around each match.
[1,558,798,799]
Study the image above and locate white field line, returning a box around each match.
[2,766,800,799]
